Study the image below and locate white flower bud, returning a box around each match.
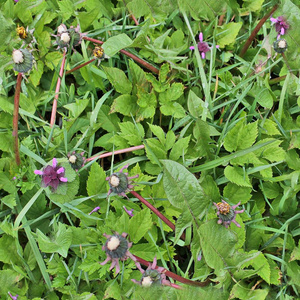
[57,24,67,34]
[61,32,70,43]
[141,276,153,287]
[68,155,77,164]
[12,50,24,64]
[110,175,120,187]
[107,236,120,251]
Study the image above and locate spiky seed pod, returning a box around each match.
[273,38,288,53]
[12,49,33,73]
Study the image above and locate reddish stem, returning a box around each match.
[50,50,67,127]
[130,190,186,241]
[240,4,278,57]
[269,75,286,85]
[66,58,96,75]
[86,145,145,162]
[83,36,159,74]
[134,255,210,287]
[131,14,139,26]
[13,73,23,166]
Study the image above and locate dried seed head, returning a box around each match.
[215,202,230,215]
[12,50,24,64]
[141,276,153,287]
[273,38,288,53]
[57,24,67,34]
[107,236,121,251]
[67,152,85,170]
[104,234,129,259]
[61,32,70,43]
[69,155,77,164]
[12,49,33,73]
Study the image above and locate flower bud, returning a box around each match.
[273,38,288,53]
[12,49,33,73]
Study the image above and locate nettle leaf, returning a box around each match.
[102,66,132,94]
[160,102,186,118]
[165,130,176,151]
[162,160,208,220]
[260,119,281,136]
[148,123,166,145]
[217,22,242,48]
[169,136,191,161]
[145,138,167,164]
[128,209,152,243]
[102,34,133,57]
[223,183,252,205]
[224,166,252,187]
[254,139,285,162]
[200,175,220,203]
[137,87,156,108]
[0,235,21,264]
[110,94,138,116]
[159,82,184,103]
[119,122,144,145]
[87,163,107,197]
[242,0,264,12]
[251,86,274,108]
[37,223,72,258]
[64,98,89,118]
[224,121,258,152]
[193,119,214,157]
[199,220,237,272]
[97,105,120,133]
[230,284,268,300]
[159,63,170,83]
[130,243,161,261]
[146,73,168,92]
[129,60,148,88]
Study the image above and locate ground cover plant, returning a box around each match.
[0,0,300,299]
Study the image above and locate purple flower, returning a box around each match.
[8,292,18,300]
[89,206,100,215]
[106,164,139,198]
[100,232,141,274]
[34,158,68,191]
[213,200,244,228]
[189,32,219,59]
[123,206,134,217]
[270,16,289,39]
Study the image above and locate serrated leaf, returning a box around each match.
[64,98,89,118]
[119,122,144,145]
[187,90,205,118]
[224,166,252,187]
[169,136,190,161]
[145,138,167,164]
[159,63,170,83]
[217,22,242,48]
[165,130,176,151]
[97,105,120,132]
[102,34,133,57]
[148,123,165,145]
[87,163,107,197]
[102,66,132,94]
[160,102,185,118]
[162,160,209,223]
[128,209,152,243]
[37,223,72,258]
[229,284,268,300]
[223,183,252,204]
[110,94,138,116]
[260,119,281,136]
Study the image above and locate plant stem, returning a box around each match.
[134,255,210,287]
[83,36,159,74]
[240,4,278,57]
[13,72,23,166]
[50,50,66,127]
[269,75,286,85]
[130,190,186,241]
[86,145,145,162]
[66,58,96,75]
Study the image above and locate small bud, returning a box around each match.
[61,32,70,43]
[16,25,27,39]
[273,38,288,53]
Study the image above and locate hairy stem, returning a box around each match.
[86,145,145,162]
[240,4,278,57]
[66,58,96,75]
[13,73,23,166]
[83,36,159,74]
[130,190,186,241]
[50,50,66,127]
[134,255,210,287]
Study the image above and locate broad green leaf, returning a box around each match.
[29,60,44,87]
[0,235,21,264]
[159,63,170,83]
[119,122,144,145]
[110,94,138,116]
[102,34,133,57]
[201,175,220,203]
[0,12,14,51]
[260,119,281,136]
[224,166,252,187]
[97,105,120,133]
[199,220,237,271]
[159,82,184,103]
[255,87,274,108]
[128,209,152,243]
[137,88,156,108]
[242,0,265,12]
[64,98,89,118]
[57,0,74,20]
[145,138,167,164]
[102,66,132,94]
[0,270,25,296]
[169,136,190,161]
[187,90,205,118]
[223,183,252,204]
[229,284,268,300]
[217,22,243,48]
[165,130,176,151]
[160,102,185,118]
[162,160,208,222]
[0,96,13,114]
[193,119,214,157]
[87,163,107,197]
[148,123,166,145]
[290,245,300,262]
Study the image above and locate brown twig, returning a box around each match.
[134,255,210,287]
[83,36,159,74]
[86,145,145,162]
[66,58,96,75]
[240,4,278,57]
[269,75,287,85]
[50,50,67,127]
[13,73,23,166]
[130,190,186,241]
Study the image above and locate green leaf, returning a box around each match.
[224,166,252,187]
[0,235,21,264]
[37,223,72,258]
[159,82,184,102]
[217,22,242,48]
[169,136,190,161]
[159,63,170,83]
[0,96,13,114]
[160,102,185,118]
[260,119,281,136]
[130,243,159,261]
[223,183,252,204]
[165,130,176,151]
[102,34,133,57]
[193,119,214,157]
[57,0,74,20]
[128,209,152,243]
[145,138,167,164]
[187,90,205,118]
[148,123,166,145]
[97,105,120,133]
[87,163,107,197]
[102,66,132,94]
[119,122,144,145]
[162,160,208,220]
[64,98,89,118]
[242,0,265,12]
[230,284,268,300]
[29,60,44,87]
[110,94,138,116]
[199,220,237,271]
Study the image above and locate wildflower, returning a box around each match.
[16,25,27,39]
[8,292,18,300]
[93,46,109,65]
[67,151,85,171]
[106,164,139,198]
[12,48,33,73]
[123,206,134,217]
[189,32,219,59]
[213,200,244,228]
[132,257,180,289]
[54,24,84,50]
[89,206,100,215]
[273,38,288,53]
[100,232,140,274]
[270,16,289,39]
[34,158,68,191]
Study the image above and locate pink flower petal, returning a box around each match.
[201,52,206,59]
[189,46,195,50]
[89,206,100,215]
[59,177,68,182]
[34,170,43,175]
[199,32,203,42]
[56,167,64,174]
[270,17,278,24]
[52,158,57,168]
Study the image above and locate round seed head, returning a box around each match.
[141,276,153,287]
[57,24,67,34]
[61,32,70,43]
[12,49,33,73]
[68,155,77,164]
[108,172,129,194]
[104,234,129,259]
[12,50,24,64]
[107,236,120,251]
[273,38,288,53]
[110,175,120,187]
